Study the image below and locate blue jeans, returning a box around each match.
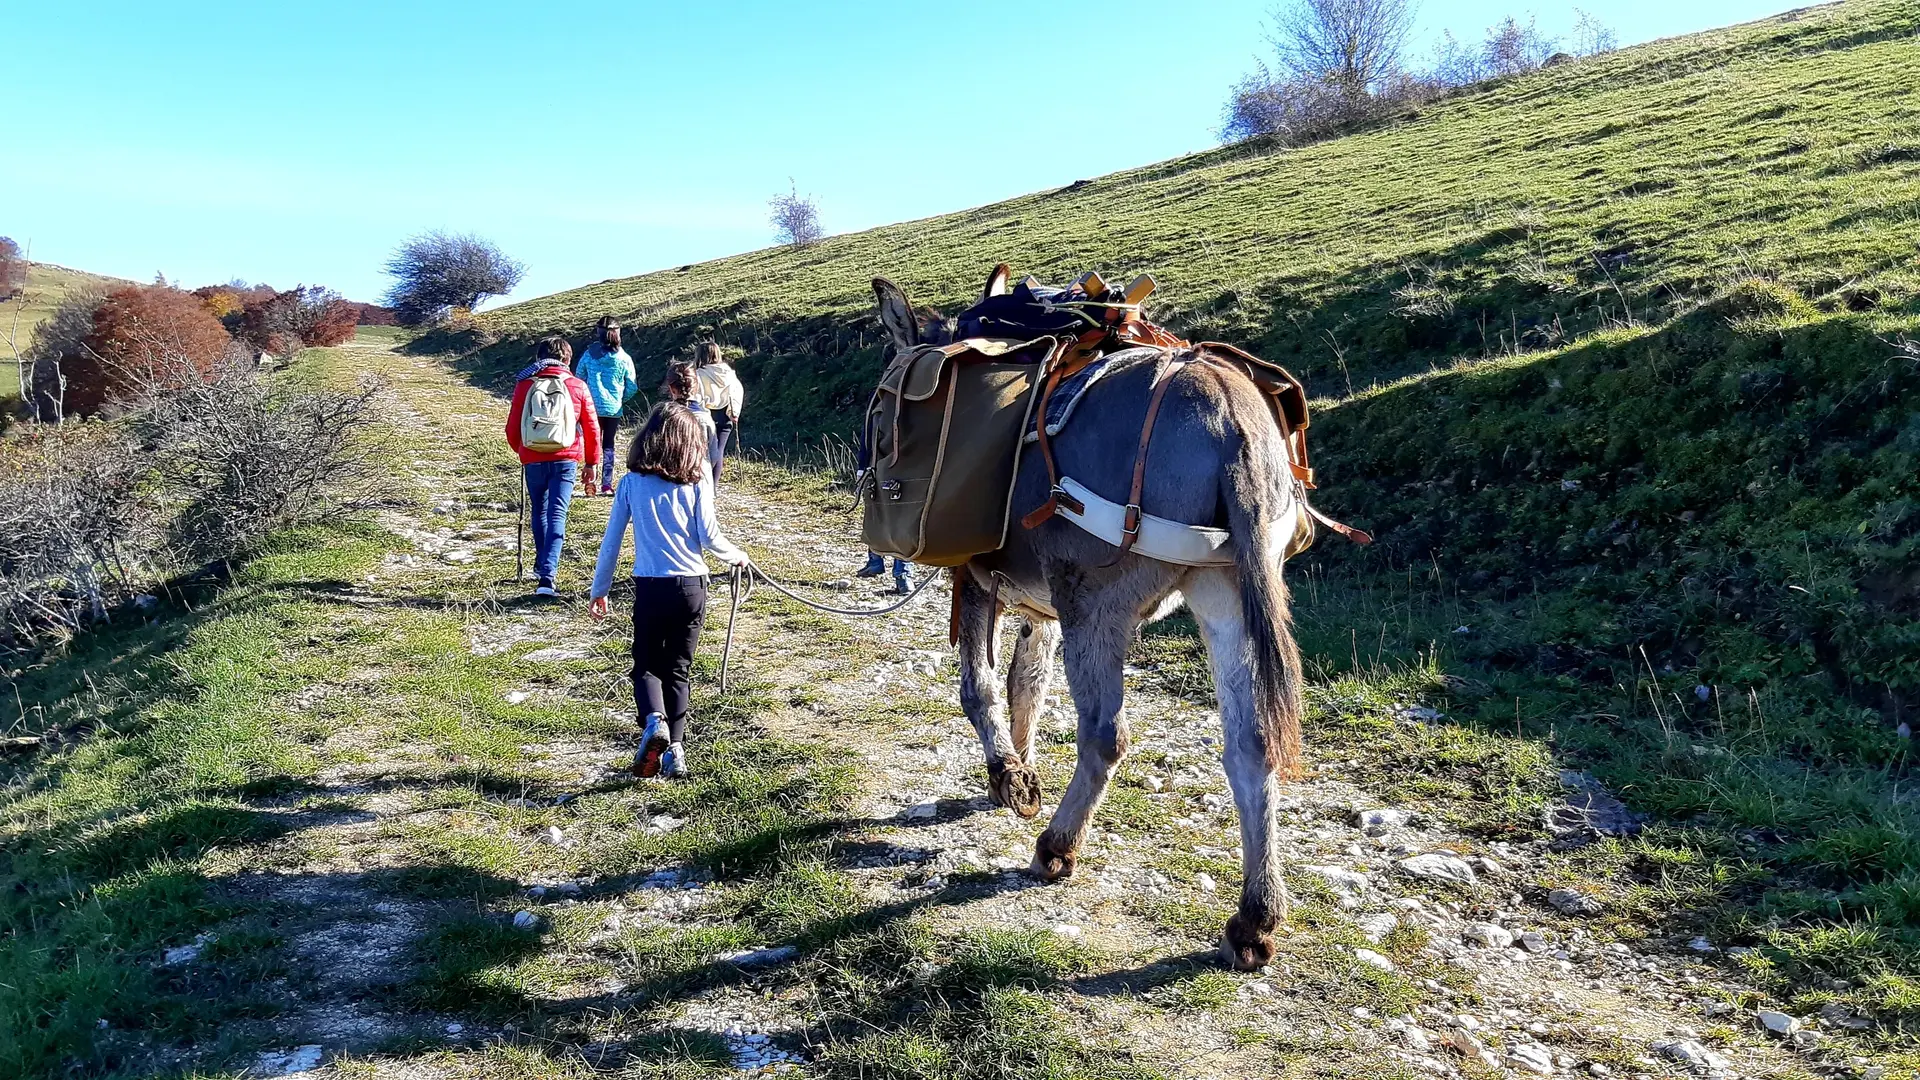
[524,460,578,584]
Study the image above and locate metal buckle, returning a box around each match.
[1122,504,1142,535]
[1054,485,1085,516]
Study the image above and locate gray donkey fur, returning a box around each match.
[872,276,1309,970]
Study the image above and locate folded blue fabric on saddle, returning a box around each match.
[1025,346,1164,442]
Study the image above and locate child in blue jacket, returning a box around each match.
[576,315,639,495]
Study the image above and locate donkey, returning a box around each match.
[871,275,1312,970]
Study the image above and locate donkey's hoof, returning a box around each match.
[1219,912,1278,971]
[1029,832,1078,881]
[989,763,1043,818]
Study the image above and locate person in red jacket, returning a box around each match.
[505,334,602,597]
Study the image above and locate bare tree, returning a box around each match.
[769,181,824,248]
[1570,9,1618,56]
[382,231,525,326]
[1268,0,1417,106]
[1483,15,1558,76]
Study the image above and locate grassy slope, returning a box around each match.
[478,0,1916,432]
[1,263,128,353]
[468,0,1920,1027]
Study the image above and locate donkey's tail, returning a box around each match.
[1218,380,1307,781]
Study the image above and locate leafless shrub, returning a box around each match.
[769,181,824,248]
[0,425,160,643]
[1226,3,1619,141]
[0,331,382,646]
[1570,9,1619,57]
[112,334,383,563]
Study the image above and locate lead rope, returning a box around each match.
[715,558,939,695]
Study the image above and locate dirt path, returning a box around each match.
[166,338,1843,1079]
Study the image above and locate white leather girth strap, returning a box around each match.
[1054,476,1299,568]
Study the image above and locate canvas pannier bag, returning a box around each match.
[861,337,1055,567]
[520,371,579,453]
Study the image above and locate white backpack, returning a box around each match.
[520,371,578,453]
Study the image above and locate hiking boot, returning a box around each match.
[855,552,887,578]
[535,578,558,598]
[894,570,914,595]
[662,742,687,779]
[632,714,669,778]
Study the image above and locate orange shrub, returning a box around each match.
[58,285,233,416]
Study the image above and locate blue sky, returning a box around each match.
[4,0,1792,305]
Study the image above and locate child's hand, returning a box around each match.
[589,596,609,619]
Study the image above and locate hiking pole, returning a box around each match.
[515,465,527,582]
[719,562,745,694]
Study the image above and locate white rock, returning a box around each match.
[1687,936,1715,952]
[512,910,538,929]
[1464,922,1513,949]
[540,825,566,845]
[504,690,533,704]
[1396,853,1479,887]
[1354,948,1397,972]
[1547,887,1603,915]
[1653,1038,1731,1071]
[1518,930,1551,952]
[1355,807,1412,832]
[1051,924,1083,939]
[1401,1026,1432,1052]
[1358,913,1399,943]
[902,801,939,820]
[1757,1009,1800,1035]
[1196,872,1218,893]
[719,945,798,966]
[161,943,203,966]
[253,1045,325,1076]
[1140,775,1165,793]
[1302,865,1371,909]
[1508,1042,1556,1076]
[649,814,684,832]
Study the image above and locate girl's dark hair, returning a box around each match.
[628,402,707,485]
[535,334,573,364]
[597,315,621,352]
[662,362,696,402]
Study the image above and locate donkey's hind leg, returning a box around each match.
[1030,606,1131,881]
[1184,569,1292,971]
[956,571,1042,817]
[1007,616,1061,767]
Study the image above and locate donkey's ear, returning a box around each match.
[873,277,920,351]
[982,263,1012,299]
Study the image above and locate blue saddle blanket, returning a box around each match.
[1023,347,1164,443]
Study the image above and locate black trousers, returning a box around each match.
[710,409,735,478]
[631,575,708,743]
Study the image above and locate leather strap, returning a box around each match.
[1102,356,1190,567]
[948,567,963,648]
[1306,501,1373,545]
[1020,351,1080,529]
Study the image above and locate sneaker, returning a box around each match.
[854,553,887,578]
[661,742,687,779]
[534,579,558,597]
[632,713,669,778]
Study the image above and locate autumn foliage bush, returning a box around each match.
[238,286,357,356]
[48,285,234,417]
[0,236,26,300]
